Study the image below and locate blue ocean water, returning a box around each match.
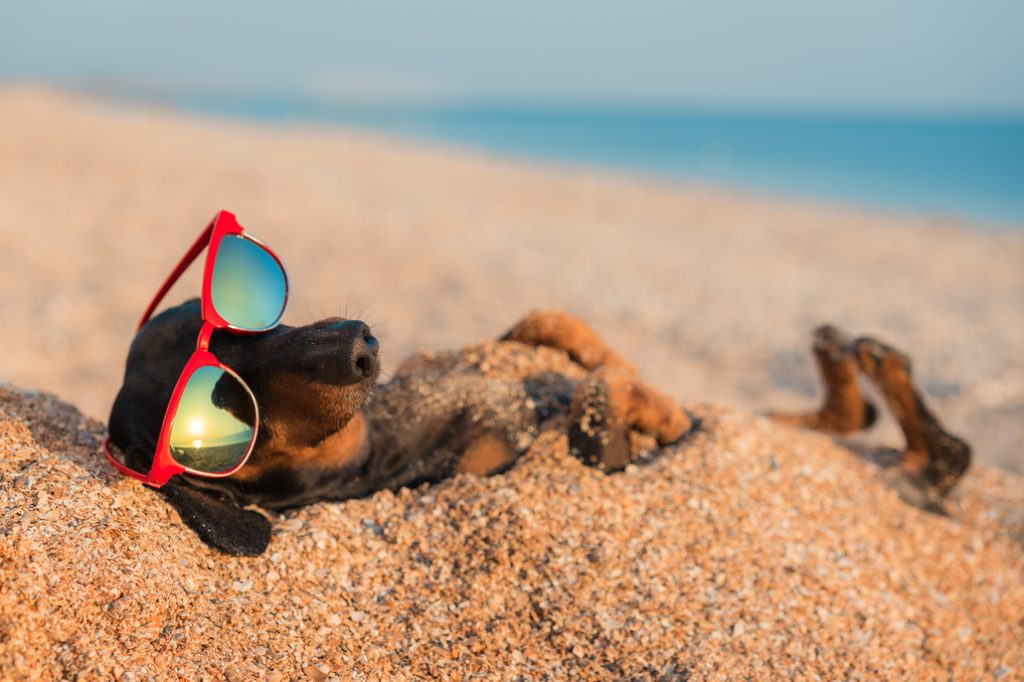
[169,95,1024,226]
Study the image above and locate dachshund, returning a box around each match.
[108,303,969,555]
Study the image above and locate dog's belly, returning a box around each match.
[361,340,590,488]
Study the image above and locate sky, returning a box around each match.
[2,0,1023,114]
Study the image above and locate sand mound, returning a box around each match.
[1,383,1022,680]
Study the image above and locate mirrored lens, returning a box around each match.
[211,234,287,330]
[169,365,256,474]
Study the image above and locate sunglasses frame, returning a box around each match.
[102,210,289,487]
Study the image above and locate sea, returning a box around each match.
[163,95,1024,227]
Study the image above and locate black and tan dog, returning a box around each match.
[108,303,969,555]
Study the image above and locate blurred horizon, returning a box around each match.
[39,88,1017,225]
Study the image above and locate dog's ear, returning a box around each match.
[158,482,272,557]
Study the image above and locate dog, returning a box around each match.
[108,303,970,555]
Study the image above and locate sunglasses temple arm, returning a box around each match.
[137,223,214,331]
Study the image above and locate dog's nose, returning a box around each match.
[363,330,379,357]
[354,326,379,378]
[330,320,379,383]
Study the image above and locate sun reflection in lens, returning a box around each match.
[167,365,256,474]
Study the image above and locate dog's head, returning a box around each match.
[108,298,380,555]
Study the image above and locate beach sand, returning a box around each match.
[1,87,1023,678]
[3,381,1023,679]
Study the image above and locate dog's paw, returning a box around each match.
[568,396,633,473]
[568,368,691,472]
[882,468,949,516]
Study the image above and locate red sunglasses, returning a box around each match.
[103,210,289,488]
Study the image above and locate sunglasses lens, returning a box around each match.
[168,365,256,474]
[211,234,287,330]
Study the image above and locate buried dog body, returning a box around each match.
[109,303,970,556]
[109,302,692,555]
[106,214,970,556]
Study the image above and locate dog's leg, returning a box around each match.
[455,432,520,476]
[501,309,636,372]
[770,325,877,434]
[503,310,691,471]
[854,337,971,500]
[569,367,691,472]
[159,482,272,556]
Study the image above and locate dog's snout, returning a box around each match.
[327,320,379,383]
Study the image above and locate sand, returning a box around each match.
[1,87,1023,678]
[3,383,1023,680]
